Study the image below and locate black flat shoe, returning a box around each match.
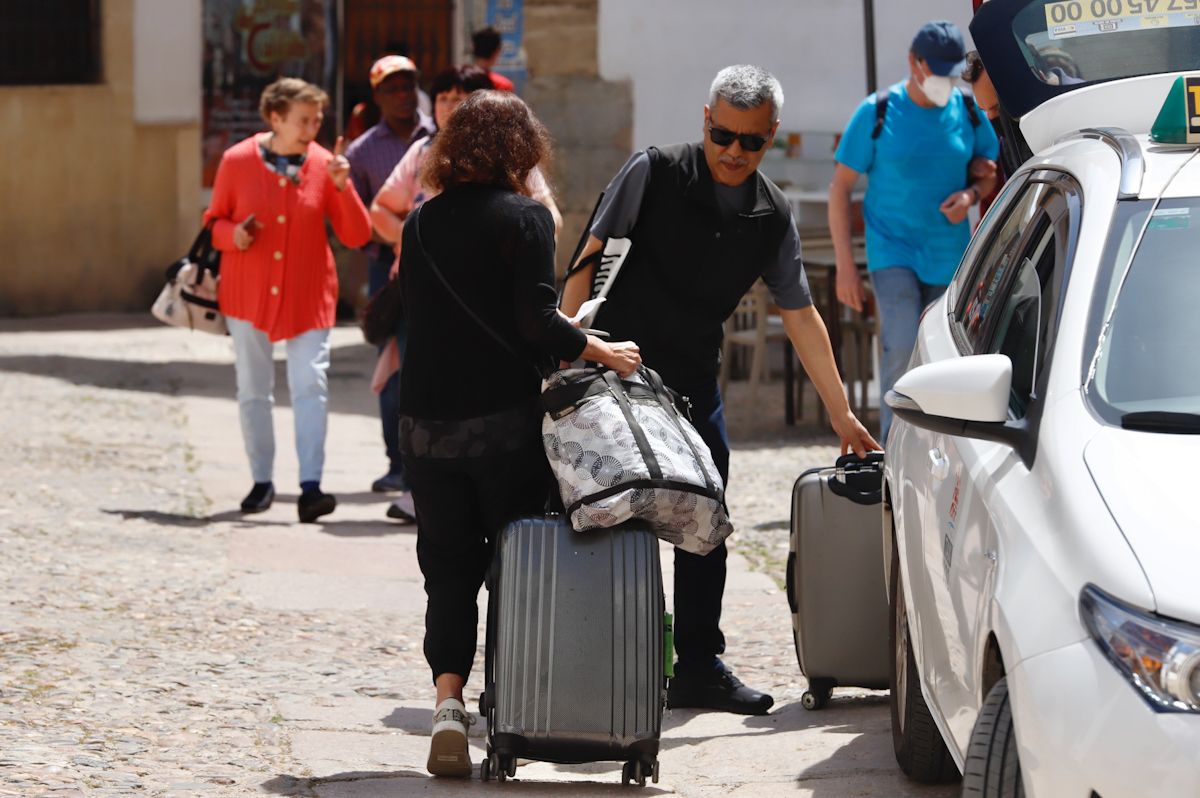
[240,482,274,514]
[297,489,336,523]
[371,471,409,493]
[666,662,774,715]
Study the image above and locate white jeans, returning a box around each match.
[227,317,331,485]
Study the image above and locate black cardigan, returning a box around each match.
[397,184,586,420]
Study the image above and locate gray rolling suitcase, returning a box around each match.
[786,452,889,709]
[479,517,666,786]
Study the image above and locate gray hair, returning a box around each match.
[709,65,784,121]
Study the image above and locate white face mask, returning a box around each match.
[919,74,955,107]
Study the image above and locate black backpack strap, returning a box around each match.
[871,91,889,140]
[958,86,981,129]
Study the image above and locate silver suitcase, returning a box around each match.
[786,452,889,709]
[480,517,665,786]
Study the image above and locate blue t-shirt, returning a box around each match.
[835,82,1000,285]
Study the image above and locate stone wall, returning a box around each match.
[474,0,632,275]
[0,0,201,316]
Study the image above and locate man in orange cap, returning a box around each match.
[346,55,436,496]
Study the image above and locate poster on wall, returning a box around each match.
[202,0,338,187]
[487,0,526,93]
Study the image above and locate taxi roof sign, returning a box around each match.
[1150,76,1200,146]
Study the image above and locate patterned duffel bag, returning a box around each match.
[540,365,732,555]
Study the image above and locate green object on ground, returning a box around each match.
[663,611,675,678]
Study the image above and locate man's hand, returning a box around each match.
[836,260,866,313]
[831,409,882,457]
[939,190,973,225]
[829,163,866,312]
[327,136,351,192]
[969,157,997,182]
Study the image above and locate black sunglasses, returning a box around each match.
[707,124,770,152]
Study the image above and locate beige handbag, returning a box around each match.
[151,226,226,335]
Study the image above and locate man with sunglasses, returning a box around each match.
[829,21,999,443]
[561,64,879,716]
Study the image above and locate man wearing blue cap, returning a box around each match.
[829,20,999,442]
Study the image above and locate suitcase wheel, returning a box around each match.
[622,759,651,788]
[485,751,515,782]
[801,679,834,711]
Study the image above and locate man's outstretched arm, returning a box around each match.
[780,305,881,456]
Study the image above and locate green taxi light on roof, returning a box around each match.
[1151,76,1200,146]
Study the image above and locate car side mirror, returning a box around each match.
[885,354,1028,450]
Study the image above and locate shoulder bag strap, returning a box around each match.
[602,370,662,481]
[639,366,720,498]
[411,204,543,382]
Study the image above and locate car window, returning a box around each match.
[947,174,1029,311]
[985,218,1059,418]
[954,181,1052,352]
[1089,198,1200,418]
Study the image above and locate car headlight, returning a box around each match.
[1080,584,1200,713]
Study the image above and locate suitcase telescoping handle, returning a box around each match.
[827,452,885,506]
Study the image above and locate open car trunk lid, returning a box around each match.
[971,0,1200,150]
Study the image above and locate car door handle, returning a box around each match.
[929,448,950,481]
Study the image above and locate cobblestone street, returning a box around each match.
[0,316,957,798]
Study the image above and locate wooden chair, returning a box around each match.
[720,281,789,404]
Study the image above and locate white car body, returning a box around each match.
[883,70,1200,796]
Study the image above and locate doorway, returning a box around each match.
[342,0,455,124]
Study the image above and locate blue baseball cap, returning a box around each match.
[911,21,967,77]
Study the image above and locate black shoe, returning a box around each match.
[297,489,336,523]
[240,482,274,513]
[666,662,774,715]
[385,494,416,523]
[371,471,409,493]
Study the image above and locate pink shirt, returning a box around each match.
[370,137,554,262]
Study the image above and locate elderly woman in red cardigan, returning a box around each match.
[205,78,371,522]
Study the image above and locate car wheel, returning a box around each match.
[962,677,1025,798]
[889,533,960,783]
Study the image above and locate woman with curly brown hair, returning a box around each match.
[396,90,641,777]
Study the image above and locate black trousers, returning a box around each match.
[405,440,549,683]
[671,377,731,672]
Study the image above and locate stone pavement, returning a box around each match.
[0,315,958,798]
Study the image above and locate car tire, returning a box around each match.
[962,678,1025,798]
[889,533,960,784]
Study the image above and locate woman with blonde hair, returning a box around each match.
[397,90,640,776]
[205,77,371,522]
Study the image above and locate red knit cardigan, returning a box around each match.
[204,135,371,342]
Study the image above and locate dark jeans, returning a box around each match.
[369,251,403,475]
[405,441,550,682]
[671,376,731,673]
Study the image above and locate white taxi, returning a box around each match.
[882,1,1200,795]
